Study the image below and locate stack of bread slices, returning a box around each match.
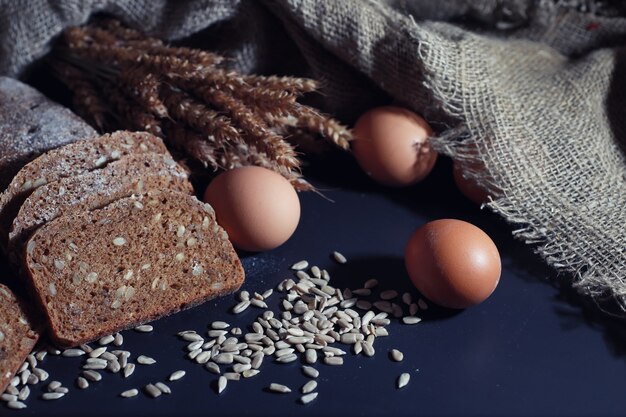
[0,131,245,393]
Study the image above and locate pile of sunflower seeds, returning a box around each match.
[2,251,424,410]
[178,251,424,405]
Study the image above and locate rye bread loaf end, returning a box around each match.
[0,131,168,252]
[23,191,244,347]
[8,153,193,262]
[0,77,96,191]
[0,284,39,394]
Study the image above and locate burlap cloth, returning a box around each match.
[1,0,625,312]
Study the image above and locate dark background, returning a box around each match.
[3,149,626,417]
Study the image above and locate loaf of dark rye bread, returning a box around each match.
[0,131,168,252]
[8,153,193,262]
[23,191,244,347]
[0,284,39,394]
[0,77,96,192]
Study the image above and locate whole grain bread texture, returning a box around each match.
[0,284,39,394]
[0,131,168,252]
[0,77,96,192]
[8,152,193,263]
[23,190,244,347]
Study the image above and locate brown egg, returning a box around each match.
[203,166,300,252]
[452,162,490,205]
[352,106,438,187]
[404,219,501,309]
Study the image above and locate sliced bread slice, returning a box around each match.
[0,131,167,251]
[8,153,193,262]
[0,284,39,394]
[23,191,244,347]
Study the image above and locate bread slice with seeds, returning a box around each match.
[8,153,193,263]
[23,191,244,347]
[0,131,167,252]
[0,284,39,393]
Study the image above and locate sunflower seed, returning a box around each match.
[7,401,27,409]
[236,368,257,378]
[402,292,413,305]
[402,316,422,325]
[352,288,371,296]
[362,342,375,357]
[145,384,161,398]
[1,393,17,402]
[418,298,429,310]
[269,383,291,393]
[134,325,153,333]
[99,335,115,345]
[206,362,220,374]
[380,290,398,300]
[332,251,347,264]
[305,349,317,364]
[6,385,18,395]
[323,356,343,366]
[137,355,156,365]
[409,303,419,316]
[300,392,318,404]
[88,347,106,358]
[211,321,230,330]
[182,333,203,342]
[397,373,410,388]
[301,380,317,394]
[47,381,61,391]
[120,388,138,398]
[217,376,227,394]
[390,349,404,362]
[17,386,29,401]
[82,370,102,382]
[114,333,123,346]
[233,300,251,314]
[32,368,48,381]
[155,382,171,394]
[356,300,372,310]
[123,363,135,378]
[214,353,234,365]
[275,353,298,363]
[62,348,85,357]
[77,377,89,389]
[291,260,309,270]
[250,299,268,309]
[42,392,65,400]
[169,370,186,381]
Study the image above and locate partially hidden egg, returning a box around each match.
[452,162,490,205]
[352,106,438,187]
[203,166,300,252]
[404,219,501,309]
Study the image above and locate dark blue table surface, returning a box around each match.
[2,153,625,417]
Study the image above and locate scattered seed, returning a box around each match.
[47,381,61,391]
[417,298,428,310]
[1,394,17,402]
[82,370,102,382]
[62,348,85,357]
[211,321,230,330]
[301,380,317,394]
[134,325,154,333]
[390,349,404,362]
[99,335,115,345]
[300,392,318,404]
[145,384,161,398]
[397,373,410,388]
[120,388,138,398]
[402,316,422,325]
[291,260,309,270]
[7,401,27,409]
[42,392,65,400]
[169,370,186,381]
[362,342,375,357]
[332,251,347,264]
[77,377,89,389]
[155,382,171,394]
[356,300,372,310]
[17,386,29,401]
[137,355,156,365]
[233,300,251,314]
[402,292,412,305]
[217,376,227,394]
[206,362,220,374]
[380,290,398,300]
[323,356,343,366]
[123,363,135,378]
[269,383,291,393]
